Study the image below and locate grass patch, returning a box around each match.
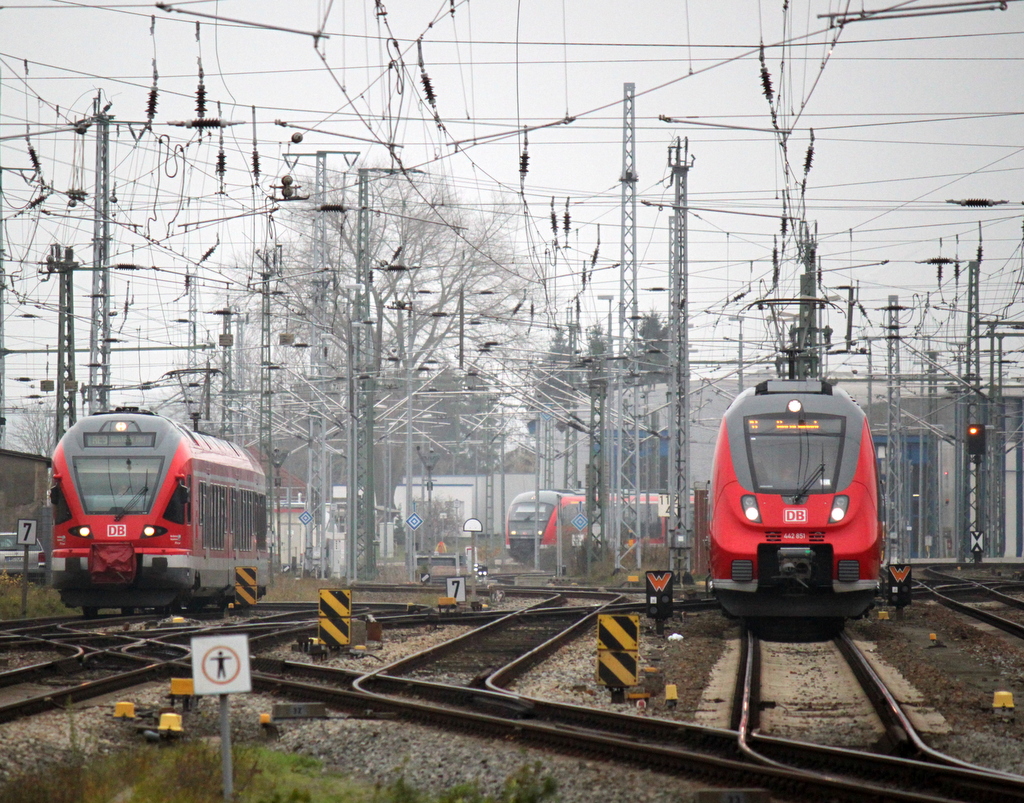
[0,571,68,619]
[0,744,558,803]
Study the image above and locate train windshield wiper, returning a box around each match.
[114,484,149,521]
[792,462,825,504]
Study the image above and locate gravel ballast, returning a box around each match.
[4,598,1024,800]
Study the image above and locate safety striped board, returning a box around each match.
[234,566,258,607]
[596,649,639,687]
[318,615,351,648]
[318,588,352,648]
[597,613,639,652]
[318,588,352,619]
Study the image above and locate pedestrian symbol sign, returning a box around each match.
[191,634,252,695]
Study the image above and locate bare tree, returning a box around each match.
[6,402,56,456]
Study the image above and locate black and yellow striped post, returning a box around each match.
[234,566,258,608]
[596,613,639,703]
[318,588,352,648]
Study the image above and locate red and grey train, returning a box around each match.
[49,408,269,616]
[708,379,882,624]
[505,489,665,568]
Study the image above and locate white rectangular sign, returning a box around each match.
[16,519,37,546]
[446,576,466,602]
[191,634,252,695]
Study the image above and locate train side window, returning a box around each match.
[214,486,226,550]
[163,479,190,524]
[199,482,214,548]
[50,483,73,524]
[235,489,253,552]
[256,493,267,550]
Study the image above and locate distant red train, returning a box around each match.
[505,489,665,568]
[50,409,269,616]
[709,379,882,625]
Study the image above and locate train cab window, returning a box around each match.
[72,457,163,515]
[163,479,190,524]
[744,414,845,496]
[508,502,554,526]
[50,483,72,524]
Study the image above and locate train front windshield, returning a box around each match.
[744,414,845,495]
[72,457,164,516]
[508,501,554,530]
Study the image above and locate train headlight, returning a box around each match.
[70,526,92,538]
[141,525,167,538]
[787,399,803,413]
[829,495,849,523]
[740,495,761,523]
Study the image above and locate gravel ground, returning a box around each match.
[5,597,1024,801]
[848,599,1024,775]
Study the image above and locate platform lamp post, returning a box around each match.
[463,517,483,596]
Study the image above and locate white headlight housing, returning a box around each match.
[741,494,761,523]
[830,495,849,523]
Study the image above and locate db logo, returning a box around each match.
[107,523,128,537]
[783,509,807,523]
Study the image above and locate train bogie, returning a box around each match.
[709,380,882,623]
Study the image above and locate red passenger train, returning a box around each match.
[50,408,269,616]
[505,489,665,569]
[709,379,882,626]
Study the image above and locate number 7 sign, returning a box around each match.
[16,519,37,547]
[446,576,466,602]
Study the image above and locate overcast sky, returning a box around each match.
[1,1,1023,421]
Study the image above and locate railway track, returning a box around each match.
[3,588,1024,801]
[729,627,1024,802]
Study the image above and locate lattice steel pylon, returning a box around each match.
[586,375,608,574]
[306,153,331,577]
[50,245,78,441]
[563,311,581,489]
[351,167,378,580]
[87,96,112,414]
[617,81,640,569]
[259,247,279,572]
[884,296,907,562]
[667,139,692,566]
[962,258,986,560]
